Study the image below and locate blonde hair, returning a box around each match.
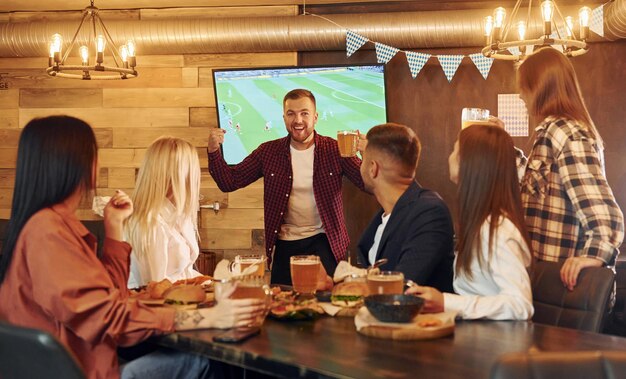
[516,47,603,150]
[127,136,201,258]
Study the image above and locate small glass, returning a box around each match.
[367,271,405,295]
[337,130,359,157]
[461,108,491,129]
[290,255,320,294]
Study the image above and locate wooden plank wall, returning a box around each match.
[0,6,298,263]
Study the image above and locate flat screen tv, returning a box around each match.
[213,64,387,164]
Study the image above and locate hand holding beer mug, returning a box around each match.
[337,130,359,157]
[215,276,271,327]
[367,271,405,295]
[290,255,320,294]
[461,108,490,129]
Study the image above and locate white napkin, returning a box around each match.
[318,302,344,316]
[333,261,368,283]
[92,196,111,217]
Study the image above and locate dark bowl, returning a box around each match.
[364,294,424,323]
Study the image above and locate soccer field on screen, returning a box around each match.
[214,66,387,164]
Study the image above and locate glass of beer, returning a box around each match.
[229,254,266,278]
[215,276,271,327]
[461,108,490,129]
[290,255,320,294]
[337,130,359,157]
[367,271,405,295]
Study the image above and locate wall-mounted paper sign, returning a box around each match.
[498,94,528,137]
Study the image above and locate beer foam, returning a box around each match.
[292,260,319,265]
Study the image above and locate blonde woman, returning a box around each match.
[127,136,203,287]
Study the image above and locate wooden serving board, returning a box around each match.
[355,308,455,340]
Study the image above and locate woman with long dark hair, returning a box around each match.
[406,124,533,320]
[0,116,263,379]
[517,48,623,291]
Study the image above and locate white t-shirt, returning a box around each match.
[368,212,391,265]
[128,200,201,287]
[279,144,324,241]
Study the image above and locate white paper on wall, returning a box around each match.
[498,94,529,137]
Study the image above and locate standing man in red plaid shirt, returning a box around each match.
[207,89,366,285]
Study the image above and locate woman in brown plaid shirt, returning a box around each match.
[516,48,624,291]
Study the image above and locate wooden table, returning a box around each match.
[157,316,626,379]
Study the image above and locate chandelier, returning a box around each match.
[46,0,137,80]
[481,0,591,61]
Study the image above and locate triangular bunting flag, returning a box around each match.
[375,42,400,64]
[405,51,431,79]
[508,46,520,56]
[346,30,369,57]
[436,55,464,82]
[590,5,604,37]
[468,53,494,80]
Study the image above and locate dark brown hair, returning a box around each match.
[455,124,532,278]
[283,88,316,108]
[0,116,97,284]
[366,123,421,177]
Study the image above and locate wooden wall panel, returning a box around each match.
[182,68,199,88]
[190,107,217,128]
[199,229,251,250]
[19,108,189,128]
[228,187,264,208]
[0,129,20,147]
[0,109,18,129]
[0,169,15,188]
[98,148,146,168]
[0,89,18,108]
[113,127,209,148]
[95,129,114,148]
[0,68,185,89]
[103,88,214,108]
[200,208,264,229]
[0,188,11,207]
[108,168,137,189]
[0,148,16,169]
[198,68,214,88]
[20,88,103,108]
[185,52,297,68]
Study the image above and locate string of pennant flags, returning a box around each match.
[345,4,605,82]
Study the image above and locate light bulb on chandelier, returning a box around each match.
[481,0,591,61]
[46,0,137,80]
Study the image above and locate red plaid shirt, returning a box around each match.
[208,132,365,263]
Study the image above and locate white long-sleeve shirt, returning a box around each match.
[443,216,534,320]
[128,201,201,287]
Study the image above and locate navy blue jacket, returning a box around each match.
[357,181,455,293]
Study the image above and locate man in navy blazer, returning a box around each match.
[357,123,454,293]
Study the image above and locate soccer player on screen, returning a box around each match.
[207,89,368,286]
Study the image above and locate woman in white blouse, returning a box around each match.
[126,136,203,287]
[407,124,534,320]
